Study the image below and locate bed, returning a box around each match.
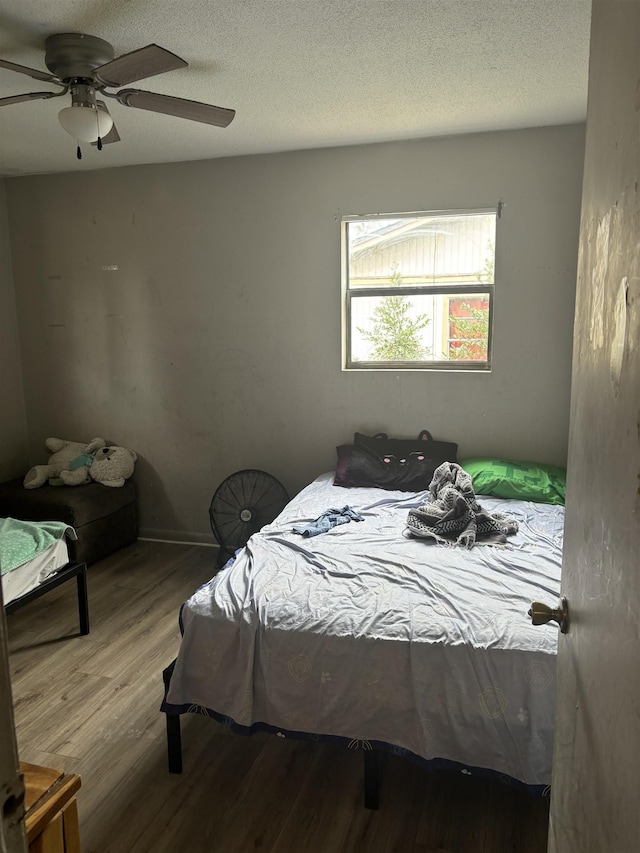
[162,442,565,803]
[1,517,90,635]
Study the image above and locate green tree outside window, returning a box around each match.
[358,264,430,361]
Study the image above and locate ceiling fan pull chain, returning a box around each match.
[95,104,103,150]
[76,144,82,160]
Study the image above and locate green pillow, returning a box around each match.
[459,458,567,505]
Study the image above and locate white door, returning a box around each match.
[548,1,640,851]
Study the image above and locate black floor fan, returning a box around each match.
[209,469,289,567]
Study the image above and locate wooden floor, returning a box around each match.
[6,541,550,853]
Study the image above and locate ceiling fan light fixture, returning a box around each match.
[58,102,113,142]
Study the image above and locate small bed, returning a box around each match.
[162,437,565,802]
[1,517,89,635]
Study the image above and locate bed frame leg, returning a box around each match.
[75,563,90,635]
[166,713,183,773]
[163,660,183,773]
[363,749,380,810]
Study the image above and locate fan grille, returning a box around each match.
[209,469,289,565]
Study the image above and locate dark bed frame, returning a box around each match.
[5,560,90,636]
[161,658,381,809]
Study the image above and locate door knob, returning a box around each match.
[528,596,569,633]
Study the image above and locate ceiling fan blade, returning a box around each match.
[116,88,235,127]
[0,58,60,83]
[91,101,121,144]
[0,91,61,107]
[94,44,187,87]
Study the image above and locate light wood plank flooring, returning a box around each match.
[6,541,549,852]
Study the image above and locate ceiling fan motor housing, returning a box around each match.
[45,33,114,81]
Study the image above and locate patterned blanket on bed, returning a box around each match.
[0,517,76,575]
[406,462,519,547]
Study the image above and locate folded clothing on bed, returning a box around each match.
[406,461,518,547]
[0,517,77,575]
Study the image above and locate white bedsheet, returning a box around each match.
[2,538,70,605]
[165,472,564,790]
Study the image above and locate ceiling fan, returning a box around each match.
[0,33,236,158]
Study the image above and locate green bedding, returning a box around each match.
[0,517,76,575]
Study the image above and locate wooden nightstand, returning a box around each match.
[20,762,81,853]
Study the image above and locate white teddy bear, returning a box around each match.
[24,437,137,489]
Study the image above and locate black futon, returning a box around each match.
[0,479,137,565]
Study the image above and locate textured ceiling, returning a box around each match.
[0,0,592,177]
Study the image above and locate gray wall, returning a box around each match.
[5,124,584,542]
[0,180,28,482]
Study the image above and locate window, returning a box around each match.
[342,209,497,370]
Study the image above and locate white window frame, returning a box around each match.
[341,208,497,371]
